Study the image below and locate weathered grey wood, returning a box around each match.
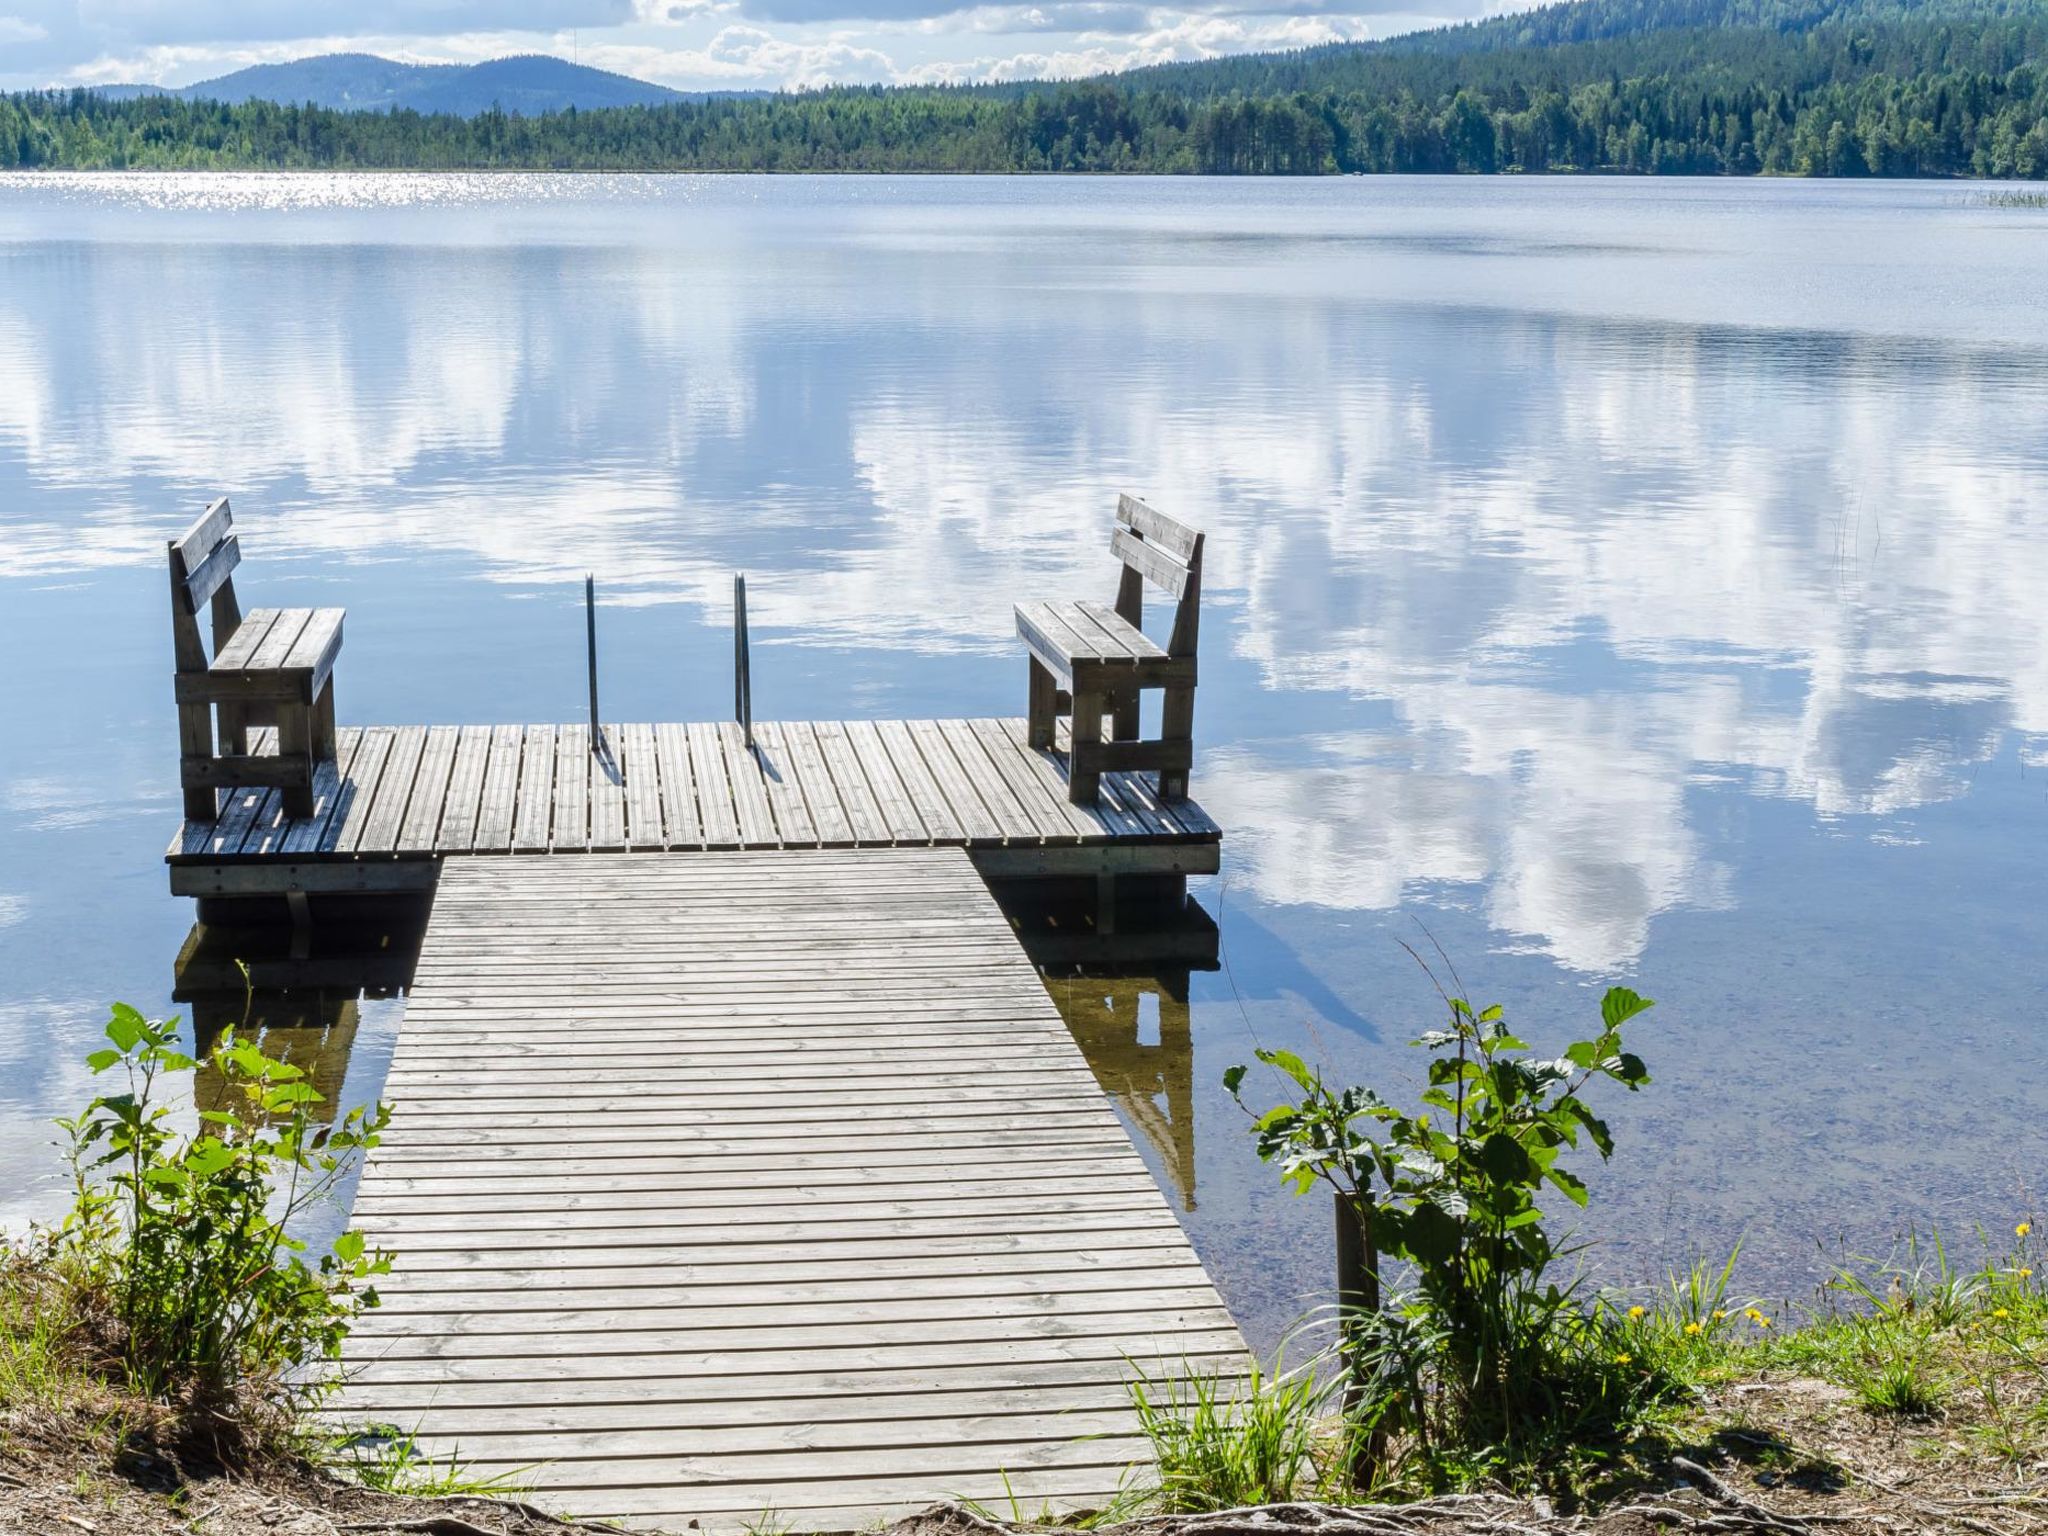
[510,725,555,853]
[554,723,591,851]
[844,720,928,844]
[356,724,426,854]
[1117,492,1201,559]
[329,849,1244,1532]
[686,721,741,848]
[435,725,493,854]
[166,718,1219,906]
[589,727,628,852]
[1109,527,1191,597]
[471,724,523,851]
[620,722,664,852]
[814,720,888,844]
[172,495,234,570]
[907,719,1001,843]
[652,723,702,850]
[178,531,242,615]
[748,721,816,847]
[717,722,778,847]
[780,720,854,847]
[398,725,459,853]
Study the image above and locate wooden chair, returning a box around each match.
[1016,495,1204,805]
[169,497,344,822]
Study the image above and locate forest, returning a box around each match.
[3,0,2045,175]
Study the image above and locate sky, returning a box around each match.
[0,0,1536,95]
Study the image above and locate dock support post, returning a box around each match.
[1095,871,1117,936]
[735,573,753,750]
[585,574,601,755]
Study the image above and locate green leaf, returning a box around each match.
[105,1003,148,1052]
[1547,1166,1591,1207]
[333,1230,365,1263]
[1256,1048,1317,1094]
[1221,1064,1247,1096]
[84,1048,122,1073]
[1480,1131,1532,1185]
[1600,987,1654,1030]
[1615,1053,1650,1085]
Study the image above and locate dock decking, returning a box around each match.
[331,848,1246,1531]
[168,721,1219,897]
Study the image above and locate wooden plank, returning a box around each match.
[511,725,556,853]
[397,725,460,853]
[907,719,1001,843]
[1076,600,1167,661]
[244,606,314,673]
[178,532,241,615]
[618,723,663,852]
[588,727,627,852]
[172,495,233,568]
[268,726,365,855]
[1116,492,1200,559]
[748,721,815,847]
[844,719,928,843]
[779,721,854,847]
[652,724,702,850]
[718,723,778,847]
[332,849,1245,1531]
[207,606,279,673]
[1111,527,1190,597]
[436,725,494,854]
[554,724,591,851]
[686,722,741,848]
[329,726,395,855]
[876,718,962,841]
[814,720,889,844]
[355,725,428,855]
[938,718,1040,842]
[470,724,523,852]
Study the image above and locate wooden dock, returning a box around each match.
[168,720,1219,899]
[330,849,1246,1532]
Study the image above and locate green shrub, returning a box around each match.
[1226,981,1674,1487]
[1121,1344,1338,1512]
[54,1003,391,1454]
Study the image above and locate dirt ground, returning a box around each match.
[2,1372,2042,1536]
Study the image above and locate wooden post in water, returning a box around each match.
[585,574,601,756]
[734,573,753,751]
[1334,1190,1384,1490]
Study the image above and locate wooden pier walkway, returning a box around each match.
[330,848,1246,1532]
[169,721,1218,899]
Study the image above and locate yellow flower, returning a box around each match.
[1628,1305,1646,1319]
[1614,1352,1633,1364]
[2019,1268,2035,1279]
[1992,1308,2011,1319]
[1745,1307,1763,1321]
[1684,1322,1703,1336]
[2020,1221,2034,1238]
[1712,1309,1728,1321]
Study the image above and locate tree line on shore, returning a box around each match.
[2,0,2044,175]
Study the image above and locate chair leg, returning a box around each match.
[277,702,316,819]
[1158,683,1195,801]
[1069,683,1103,805]
[310,679,337,760]
[1027,657,1057,750]
[1110,682,1139,742]
[177,700,216,821]
[216,700,249,757]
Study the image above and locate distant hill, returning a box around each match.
[14,0,2047,176]
[94,52,709,116]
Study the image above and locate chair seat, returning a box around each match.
[1015,600,1190,683]
[181,607,345,704]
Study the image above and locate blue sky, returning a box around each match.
[0,0,1529,94]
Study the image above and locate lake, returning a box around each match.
[1,172,2043,1357]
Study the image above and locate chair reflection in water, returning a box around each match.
[1045,969,1200,1212]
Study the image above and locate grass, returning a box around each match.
[1117,1224,2045,1517]
[335,1424,538,1498]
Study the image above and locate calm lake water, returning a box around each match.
[1,173,2044,1356]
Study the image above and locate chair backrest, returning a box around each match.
[1111,493,1204,659]
[167,497,243,672]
